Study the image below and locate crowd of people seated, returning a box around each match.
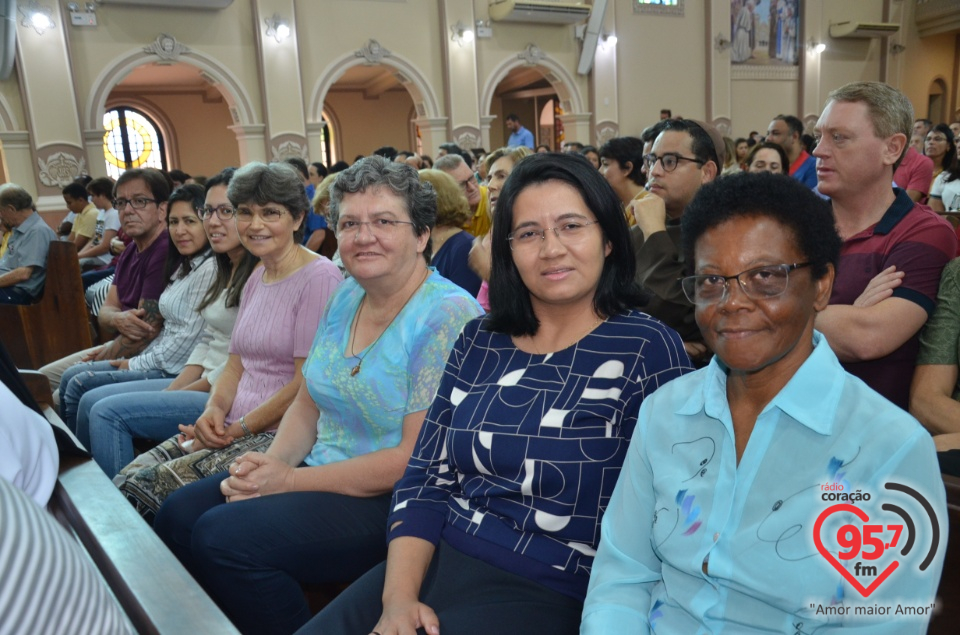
[2,79,959,634]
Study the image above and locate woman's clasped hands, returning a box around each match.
[220,452,295,503]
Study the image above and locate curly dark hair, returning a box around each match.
[681,172,841,280]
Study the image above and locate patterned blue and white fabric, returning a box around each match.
[388,309,692,601]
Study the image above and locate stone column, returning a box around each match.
[252,0,308,161]
[15,2,87,212]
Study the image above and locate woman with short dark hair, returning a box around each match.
[117,162,343,518]
[302,152,691,635]
[599,136,647,219]
[582,173,947,633]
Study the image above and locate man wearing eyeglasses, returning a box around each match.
[628,119,723,361]
[435,153,490,238]
[0,184,57,304]
[813,82,956,410]
[40,168,171,403]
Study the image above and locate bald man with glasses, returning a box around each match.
[627,119,722,361]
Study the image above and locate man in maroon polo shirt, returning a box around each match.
[814,82,957,410]
[40,168,171,402]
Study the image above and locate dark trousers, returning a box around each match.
[298,540,585,635]
[153,472,391,635]
[0,287,34,304]
[81,266,114,290]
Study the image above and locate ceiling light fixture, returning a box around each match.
[18,1,55,35]
[450,20,474,47]
[264,14,291,43]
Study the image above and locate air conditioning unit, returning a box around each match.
[97,0,233,8]
[828,21,900,39]
[489,0,591,25]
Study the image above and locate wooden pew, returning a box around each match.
[929,473,960,634]
[21,370,239,634]
[0,240,92,369]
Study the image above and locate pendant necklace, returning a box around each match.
[349,269,429,376]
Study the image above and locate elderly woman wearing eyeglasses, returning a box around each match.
[116,162,343,522]
[151,156,482,635]
[75,169,260,477]
[582,173,947,634]
[297,153,691,635]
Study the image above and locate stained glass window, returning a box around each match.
[102,107,167,179]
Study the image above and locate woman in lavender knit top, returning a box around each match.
[118,162,342,522]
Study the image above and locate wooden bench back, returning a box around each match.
[0,240,92,368]
[929,473,960,633]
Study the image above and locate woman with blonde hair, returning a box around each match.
[419,169,481,296]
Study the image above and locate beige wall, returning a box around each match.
[614,0,709,136]
[324,90,415,161]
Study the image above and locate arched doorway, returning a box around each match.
[480,49,588,151]
[929,78,948,126]
[309,42,445,162]
[104,62,239,176]
[322,65,417,161]
[86,39,261,173]
[488,66,559,150]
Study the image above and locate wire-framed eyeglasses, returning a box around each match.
[507,220,600,250]
[336,218,416,239]
[681,263,811,306]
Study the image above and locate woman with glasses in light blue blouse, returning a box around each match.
[582,173,947,634]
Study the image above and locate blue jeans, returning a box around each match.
[154,473,391,635]
[85,380,210,477]
[59,361,173,446]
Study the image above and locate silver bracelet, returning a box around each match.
[239,415,252,437]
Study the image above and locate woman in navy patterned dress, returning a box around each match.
[302,152,692,635]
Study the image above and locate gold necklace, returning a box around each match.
[528,316,604,355]
[349,268,430,376]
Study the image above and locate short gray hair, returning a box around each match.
[329,155,437,260]
[434,153,466,173]
[0,184,34,211]
[227,162,310,241]
[827,81,913,169]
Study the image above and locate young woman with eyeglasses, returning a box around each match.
[151,156,482,634]
[116,162,343,521]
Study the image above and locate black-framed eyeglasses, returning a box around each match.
[199,205,236,220]
[336,218,416,238]
[643,153,704,173]
[507,221,600,250]
[681,263,812,306]
[113,197,158,210]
